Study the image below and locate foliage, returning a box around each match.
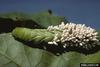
[0,12,31,21]
[0,33,100,67]
[31,11,68,28]
[0,11,68,28]
[0,11,100,67]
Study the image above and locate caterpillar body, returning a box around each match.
[12,22,100,55]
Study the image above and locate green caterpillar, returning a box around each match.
[12,22,100,54]
[12,27,55,44]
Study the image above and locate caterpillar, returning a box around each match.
[12,22,100,55]
[12,27,55,44]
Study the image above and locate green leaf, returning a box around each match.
[0,33,56,67]
[0,11,68,28]
[0,33,100,67]
[0,11,100,67]
[31,11,68,28]
[0,12,31,21]
[0,11,68,33]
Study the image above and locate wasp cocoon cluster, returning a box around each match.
[47,22,99,50]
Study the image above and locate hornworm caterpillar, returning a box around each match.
[12,22,100,54]
[12,27,55,44]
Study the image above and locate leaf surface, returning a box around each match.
[0,33,100,67]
